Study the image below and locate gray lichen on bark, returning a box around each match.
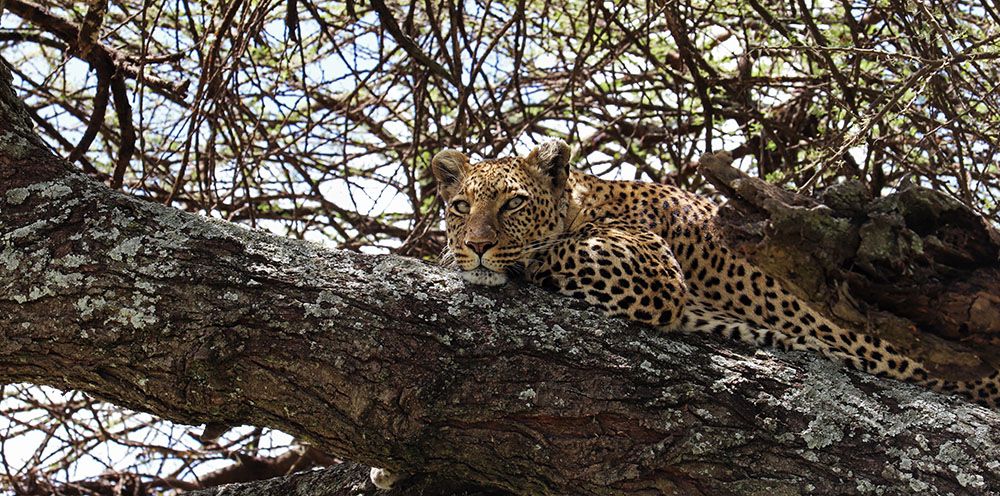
[3,168,1000,495]
[2,68,1000,495]
[0,59,48,160]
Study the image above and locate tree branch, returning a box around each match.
[368,0,458,86]
[4,0,189,101]
[2,61,1000,496]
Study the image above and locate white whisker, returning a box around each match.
[438,247,458,268]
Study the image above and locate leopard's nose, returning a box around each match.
[465,240,496,256]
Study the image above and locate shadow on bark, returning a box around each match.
[2,61,1000,495]
[700,153,1000,383]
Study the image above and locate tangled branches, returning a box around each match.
[1,0,999,492]
[1,0,997,254]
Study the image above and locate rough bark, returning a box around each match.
[700,155,1000,382]
[3,59,1000,496]
[185,461,504,496]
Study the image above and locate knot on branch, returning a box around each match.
[698,153,1000,378]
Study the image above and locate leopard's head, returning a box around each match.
[431,140,571,286]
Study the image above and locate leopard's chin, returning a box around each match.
[461,267,509,286]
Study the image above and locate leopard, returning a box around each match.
[369,139,999,490]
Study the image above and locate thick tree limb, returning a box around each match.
[2,62,1000,496]
[700,153,1000,373]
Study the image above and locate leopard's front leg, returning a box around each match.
[525,222,687,329]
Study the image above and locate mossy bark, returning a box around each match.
[2,60,1000,495]
[700,153,1000,384]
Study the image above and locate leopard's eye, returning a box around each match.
[451,200,471,214]
[502,196,526,211]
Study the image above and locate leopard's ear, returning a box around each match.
[431,149,469,201]
[526,139,571,192]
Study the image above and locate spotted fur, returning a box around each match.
[432,140,1000,409]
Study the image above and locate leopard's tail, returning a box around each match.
[677,300,1000,410]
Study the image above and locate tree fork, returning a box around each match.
[2,61,999,495]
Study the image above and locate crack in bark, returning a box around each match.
[2,66,1000,495]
